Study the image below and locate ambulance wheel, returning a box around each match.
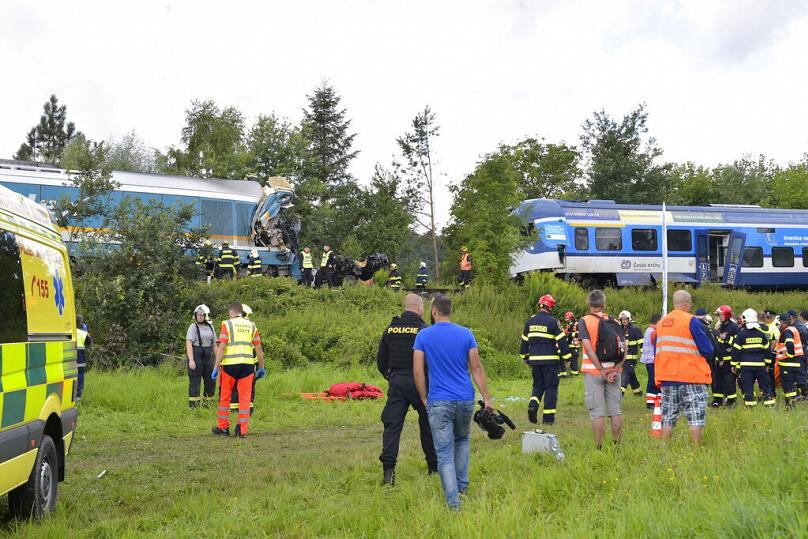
[8,435,59,519]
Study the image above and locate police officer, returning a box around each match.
[387,263,402,291]
[300,246,314,287]
[247,250,263,277]
[520,294,571,425]
[713,305,739,407]
[217,241,238,279]
[618,310,644,397]
[732,309,775,407]
[415,261,428,289]
[377,294,436,485]
[316,245,335,289]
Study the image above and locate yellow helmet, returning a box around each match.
[461,246,468,252]
[204,239,212,247]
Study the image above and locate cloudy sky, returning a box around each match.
[2,0,808,222]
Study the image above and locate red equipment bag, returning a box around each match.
[325,382,385,400]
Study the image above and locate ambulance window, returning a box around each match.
[772,247,794,268]
[0,231,28,343]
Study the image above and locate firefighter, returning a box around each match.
[300,246,314,287]
[76,315,92,402]
[732,309,775,408]
[562,311,580,377]
[520,294,571,425]
[776,313,803,407]
[415,261,428,289]
[186,305,215,408]
[761,310,780,398]
[387,263,403,291]
[211,302,265,437]
[217,241,238,279]
[315,245,335,289]
[377,294,436,484]
[712,305,738,407]
[618,310,644,397]
[230,305,259,416]
[790,310,808,397]
[246,250,262,277]
[458,247,472,289]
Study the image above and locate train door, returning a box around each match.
[695,230,710,283]
[722,231,746,287]
[709,231,730,280]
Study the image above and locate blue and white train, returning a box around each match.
[0,160,301,279]
[512,199,808,289]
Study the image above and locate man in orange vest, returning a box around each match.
[458,247,473,289]
[776,312,804,407]
[655,290,714,445]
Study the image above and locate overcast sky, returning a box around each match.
[3,0,808,224]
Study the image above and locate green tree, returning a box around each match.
[666,163,717,206]
[105,131,158,173]
[246,113,307,180]
[14,94,80,164]
[768,159,808,209]
[353,164,414,259]
[396,106,441,279]
[709,156,774,206]
[494,138,581,199]
[580,104,669,203]
[53,136,119,242]
[161,100,248,179]
[444,155,525,284]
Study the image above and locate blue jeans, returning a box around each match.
[427,400,474,508]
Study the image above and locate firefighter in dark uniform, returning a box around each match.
[712,305,739,407]
[196,240,216,281]
[387,263,402,291]
[520,294,571,425]
[377,294,436,485]
[788,310,808,397]
[217,241,238,279]
[247,249,263,277]
[761,310,780,398]
[776,313,804,407]
[732,309,775,407]
[618,310,644,396]
[562,311,580,377]
[415,261,428,289]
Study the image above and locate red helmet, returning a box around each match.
[564,311,575,321]
[715,305,733,319]
[538,294,557,310]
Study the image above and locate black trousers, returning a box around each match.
[739,366,773,405]
[314,268,334,289]
[781,365,800,402]
[458,270,471,288]
[711,360,737,404]
[529,363,560,423]
[621,360,641,392]
[569,348,580,373]
[302,267,313,287]
[188,346,215,407]
[644,363,660,404]
[379,371,436,470]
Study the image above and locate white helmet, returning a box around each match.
[705,314,713,324]
[250,249,258,258]
[618,310,632,321]
[193,304,211,322]
[241,304,253,319]
[420,261,426,267]
[741,308,760,329]
[390,263,398,269]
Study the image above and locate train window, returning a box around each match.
[201,199,235,237]
[741,247,763,268]
[0,231,28,343]
[804,248,808,268]
[595,228,622,251]
[631,229,657,251]
[772,247,794,268]
[575,228,589,250]
[667,230,692,252]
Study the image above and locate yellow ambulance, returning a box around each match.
[0,184,78,518]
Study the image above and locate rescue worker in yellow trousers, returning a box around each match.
[212,302,266,437]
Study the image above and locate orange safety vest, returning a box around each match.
[776,326,803,368]
[460,253,472,271]
[654,309,712,384]
[580,312,613,374]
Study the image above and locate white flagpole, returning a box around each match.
[662,202,668,314]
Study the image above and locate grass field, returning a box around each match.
[2,364,807,538]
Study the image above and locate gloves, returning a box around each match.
[211,368,219,380]
[256,368,266,380]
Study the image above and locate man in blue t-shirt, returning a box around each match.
[413,294,493,510]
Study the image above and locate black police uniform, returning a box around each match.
[520,310,572,424]
[377,311,436,472]
[731,326,774,407]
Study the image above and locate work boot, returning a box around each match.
[235,425,246,438]
[428,464,438,475]
[632,388,642,396]
[382,468,396,486]
[211,427,230,436]
[528,398,539,424]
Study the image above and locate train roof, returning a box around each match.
[0,182,57,232]
[0,159,263,202]
[519,198,808,225]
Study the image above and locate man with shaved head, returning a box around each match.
[654,290,715,444]
[377,293,436,484]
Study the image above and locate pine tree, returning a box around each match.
[13,94,79,164]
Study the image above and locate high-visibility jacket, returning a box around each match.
[460,252,472,271]
[776,326,804,368]
[220,317,259,366]
[579,312,615,374]
[622,324,644,360]
[654,309,712,384]
[564,321,580,350]
[321,250,334,268]
[387,269,402,289]
[76,328,89,368]
[520,310,572,365]
[759,323,776,364]
[415,267,428,286]
[714,320,738,362]
[731,327,769,368]
[301,251,313,269]
[247,256,262,276]
[218,248,238,270]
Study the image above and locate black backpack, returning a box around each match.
[586,314,624,363]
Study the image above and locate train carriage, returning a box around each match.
[512,199,808,289]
